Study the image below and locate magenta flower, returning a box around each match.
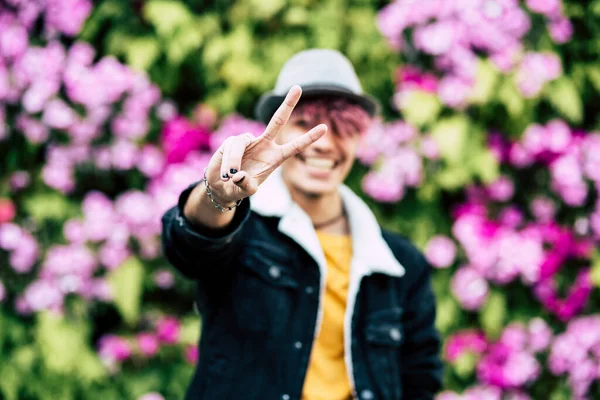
[161,117,211,164]
[98,334,132,363]
[0,198,16,224]
[22,279,64,312]
[451,267,489,310]
[425,235,456,268]
[156,317,181,344]
[486,175,515,202]
[445,330,488,362]
[528,317,553,353]
[209,114,265,152]
[136,333,160,357]
[185,344,199,365]
[137,145,166,178]
[516,52,562,97]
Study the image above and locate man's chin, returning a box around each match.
[292,181,338,199]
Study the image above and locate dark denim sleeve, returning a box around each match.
[160,181,251,281]
[401,256,444,399]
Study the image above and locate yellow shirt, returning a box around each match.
[302,231,353,400]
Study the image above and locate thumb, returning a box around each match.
[231,170,259,196]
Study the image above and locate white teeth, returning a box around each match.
[304,157,335,169]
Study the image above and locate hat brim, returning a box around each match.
[254,84,380,124]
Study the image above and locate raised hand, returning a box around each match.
[204,85,327,206]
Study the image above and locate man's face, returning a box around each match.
[278,120,363,197]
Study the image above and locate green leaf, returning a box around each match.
[430,116,470,165]
[107,257,144,326]
[453,351,477,379]
[544,77,583,124]
[399,91,442,129]
[167,24,204,65]
[469,59,499,105]
[144,0,194,38]
[0,364,20,400]
[471,149,500,184]
[249,0,286,19]
[125,37,160,71]
[180,316,202,345]
[35,312,105,381]
[23,192,73,223]
[498,79,525,118]
[436,167,472,191]
[435,297,460,334]
[587,64,600,92]
[479,290,506,339]
[590,250,600,287]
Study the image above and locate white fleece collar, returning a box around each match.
[249,169,405,279]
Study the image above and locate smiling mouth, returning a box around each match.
[296,154,340,170]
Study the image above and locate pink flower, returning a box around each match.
[413,21,458,56]
[424,235,456,268]
[185,345,199,365]
[528,317,553,353]
[137,145,166,178]
[0,17,28,60]
[16,114,50,144]
[9,171,31,192]
[516,52,562,97]
[361,170,405,203]
[98,335,132,363]
[451,267,489,310]
[136,333,159,357]
[98,242,130,270]
[161,117,211,164]
[548,17,573,44]
[437,76,471,108]
[156,317,181,344]
[530,196,556,223]
[487,176,514,202]
[137,393,165,400]
[153,270,175,289]
[63,219,86,243]
[210,114,265,152]
[111,139,139,170]
[462,385,501,400]
[22,279,64,312]
[435,392,461,400]
[42,99,77,130]
[45,0,93,36]
[0,198,16,224]
[526,0,562,17]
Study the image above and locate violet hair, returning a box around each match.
[289,96,372,137]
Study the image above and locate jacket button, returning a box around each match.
[360,389,374,400]
[305,286,314,294]
[269,266,281,279]
[389,327,402,342]
[294,341,302,349]
[281,395,290,400]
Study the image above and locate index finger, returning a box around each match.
[262,85,302,141]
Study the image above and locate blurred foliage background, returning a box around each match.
[2,0,600,399]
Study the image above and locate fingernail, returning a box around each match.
[229,168,238,175]
[222,173,229,179]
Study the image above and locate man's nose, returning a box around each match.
[311,130,335,152]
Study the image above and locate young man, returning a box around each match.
[162,49,443,400]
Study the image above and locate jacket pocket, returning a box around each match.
[364,307,404,400]
[233,243,299,335]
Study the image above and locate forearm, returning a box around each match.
[183,180,237,230]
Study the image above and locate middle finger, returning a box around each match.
[261,85,302,141]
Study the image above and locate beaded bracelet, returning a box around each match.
[203,168,243,212]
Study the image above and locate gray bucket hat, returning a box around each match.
[254,49,380,124]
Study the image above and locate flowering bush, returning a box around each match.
[2,0,600,398]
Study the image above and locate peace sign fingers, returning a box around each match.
[261,85,303,141]
[279,123,328,161]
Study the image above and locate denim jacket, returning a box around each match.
[161,171,443,400]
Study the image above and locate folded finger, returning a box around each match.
[279,124,328,160]
[220,137,233,181]
[262,85,302,141]
[232,171,259,196]
[227,133,254,177]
